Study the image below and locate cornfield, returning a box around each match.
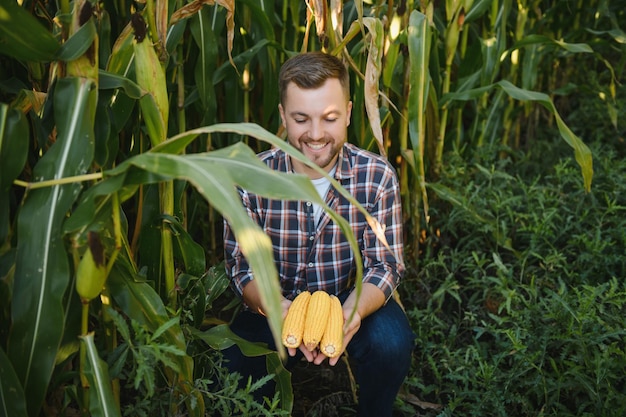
[0,0,622,415]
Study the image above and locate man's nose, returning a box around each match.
[309,121,324,140]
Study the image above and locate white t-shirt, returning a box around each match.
[309,166,336,225]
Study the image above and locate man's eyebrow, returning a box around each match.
[288,110,341,118]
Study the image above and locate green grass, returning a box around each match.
[398,136,626,416]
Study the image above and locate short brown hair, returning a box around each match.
[278,52,350,104]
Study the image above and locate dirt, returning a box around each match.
[290,357,358,417]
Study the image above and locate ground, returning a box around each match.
[290,357,357,417]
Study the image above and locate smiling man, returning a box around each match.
[223,52,415,417]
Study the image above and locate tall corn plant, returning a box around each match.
[0,1,367,417]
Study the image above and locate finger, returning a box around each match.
[299,345,315,362]
[329,355,341,366]
[313,352,327,366]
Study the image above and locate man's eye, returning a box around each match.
[326,118,338,123]
[294,119,306,124]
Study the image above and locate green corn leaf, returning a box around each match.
[162,214,206,277]
[79,333,122,417]
[464,0,494,23]
[407,10,432,222]
[99,70,143,98]
[510,34,593,53]
[55,17,98,62]
[442,80,593,191]
[213,39,274,84]
[8,77,96,417]
[0,0,59,62]
[190,8,218,120]
[0,347,27,417]
[495,80,593,191]
[203,263,231,308]
[0,104,28,243]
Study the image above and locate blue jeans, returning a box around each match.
[223,296,415,417]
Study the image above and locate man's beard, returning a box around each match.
[295,136,341,171]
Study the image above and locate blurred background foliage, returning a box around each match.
[0,0,624,416]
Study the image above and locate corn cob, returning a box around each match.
[282,291,311,348]
[303,291,331,351]
[320,295,344,358]
[75,232,108,302]
[132,12,168,146]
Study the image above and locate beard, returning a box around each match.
[294,135,342,171]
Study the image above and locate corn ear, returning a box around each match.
[66,0,99,81]
[282,291,311,348]
[75,232,108,302]
[320,295,344,358]
[303,290,331,351]
[132,12,168,146]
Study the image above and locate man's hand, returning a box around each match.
[312,306,362,366]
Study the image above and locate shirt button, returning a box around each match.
[308,262,314,267]
[296,289,301,294]
[306,201,312,207]
[309,235,314,241]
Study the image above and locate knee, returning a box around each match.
[377,325,415,359]
[352,319,415,362]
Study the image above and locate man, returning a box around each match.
[223,51,414,417]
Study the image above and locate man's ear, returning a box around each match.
[346,101,353,127]
[278,103,286,128]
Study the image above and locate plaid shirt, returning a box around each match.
[223,143,404,303]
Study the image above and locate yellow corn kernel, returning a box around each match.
[320,295,343,358]
[320,295,344,358]
[282,291,311,348]
[303,290,331,351]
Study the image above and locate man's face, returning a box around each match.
[279,78,352,179]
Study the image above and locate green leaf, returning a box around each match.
[265,351,292,412]
[203,263,230,308]
[163,214,206,277]
[511,34,593,54]
[55,18,98,62]
[407,10,432,223]
[407,11,430,152]
[99,70,143,99]
[0,104,28,243]
[213,39,275,84]
[442,80,593,191]
[0,347,27,417]
[0,0,59,62]
[495,80,593,191]
[150,316,181,342]
[190,8,218,118]
[189,324,274,355]
[190,324,293,411]
[79,333,122,417]
[8,77,96,417]
[107,248,205,417]
[464,0,494,23]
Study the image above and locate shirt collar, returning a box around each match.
[284,143,354,182]
[335,143,354,182]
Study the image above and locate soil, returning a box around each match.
[290,357,358,417]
